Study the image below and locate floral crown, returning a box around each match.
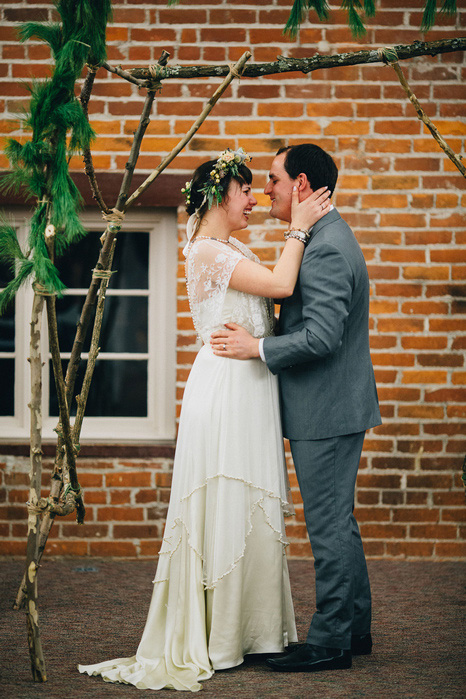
[182,147,252,211]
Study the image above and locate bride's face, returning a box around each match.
[222,180,257,230]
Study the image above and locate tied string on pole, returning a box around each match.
[63,482,83,500]
[101,208,125,242]
[92,269,114,280]
[26,501,44,515]
[27,495,59,515]
[228,63,244,80]
[102,208,125,225]
[147,63,164,91]
[32,282,57,297]
[378,46,399,65]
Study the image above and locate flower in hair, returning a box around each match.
[181,147,252,210]
[181,180,192,206]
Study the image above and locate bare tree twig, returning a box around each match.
[45,293,86,523]
[73,241,117,439]
[79,67,111,214]
[101,60,145,87]
[389,60,465,178]
[43,230,85,524]
[115,89,158,211]
[124,51,252,210]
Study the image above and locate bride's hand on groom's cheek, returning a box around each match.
[211,323,260,360]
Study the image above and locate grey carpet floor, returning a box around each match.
[0,559,465,698]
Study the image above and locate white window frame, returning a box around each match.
[0,208,177,443]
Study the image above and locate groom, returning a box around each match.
[211,144,381,672]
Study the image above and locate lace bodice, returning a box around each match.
[185,237,275,344]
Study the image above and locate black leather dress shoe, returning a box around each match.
[266,643,352,672]
[351,633,372,656]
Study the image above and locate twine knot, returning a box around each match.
[92,268,114,280]
[102,208,125,224]
[379,46,399,65]
[64,483,83,500]
[33,282,57,297]
[228,63,243,80]
[148,64,164,91]
[102,209,125,240]
[26,501,44,515]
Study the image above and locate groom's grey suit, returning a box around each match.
[263,207,381,650]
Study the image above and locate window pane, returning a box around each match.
[55,231,149,290]
[0,300,15,352]
[49,359,147,418]
[55,296,148,354]
[0,359,14,415]
[0,257,13,288]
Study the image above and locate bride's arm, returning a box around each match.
[229,187,330,298]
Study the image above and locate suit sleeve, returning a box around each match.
[263,242,353,375]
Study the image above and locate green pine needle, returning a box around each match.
[440,0,457,15]
[341,0,367,37]
[364,0,376,18]
[421,0,437,31]
[0,260,34,314]
[0,168,33,198]
[284,0,329,38]
[0,0,112,314]
[19,22,63,58]
[0,222,26,272]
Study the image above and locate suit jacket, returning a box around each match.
[263,208,381,441]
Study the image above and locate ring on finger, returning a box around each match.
[223,343,226,350]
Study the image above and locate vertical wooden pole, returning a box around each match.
[25,290,47,682]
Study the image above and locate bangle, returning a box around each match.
[284,228,309,244]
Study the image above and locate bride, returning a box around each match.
[79,148,331,692]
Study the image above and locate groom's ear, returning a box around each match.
[296,173,307,190]
[296,172,312,195]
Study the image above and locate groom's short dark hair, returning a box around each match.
[277,144,338,196]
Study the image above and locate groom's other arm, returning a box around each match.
[263,241,353,374]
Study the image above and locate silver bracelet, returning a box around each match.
[284,228,309,244]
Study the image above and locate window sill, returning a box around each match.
[0,442,176,458]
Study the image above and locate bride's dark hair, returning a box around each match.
[186,159,252,218]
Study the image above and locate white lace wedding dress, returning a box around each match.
[78,237,297,692]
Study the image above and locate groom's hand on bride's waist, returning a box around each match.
[211,323,261,360]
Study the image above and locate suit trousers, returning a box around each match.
[289,431,371,649]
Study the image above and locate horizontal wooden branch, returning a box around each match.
[101,60,145,87]
[129,37,466,81]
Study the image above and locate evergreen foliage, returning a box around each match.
[0,0,112,312]
[421,0,457,32]
[284,0,456,37]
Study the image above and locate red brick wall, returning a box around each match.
[0,1,465,560]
